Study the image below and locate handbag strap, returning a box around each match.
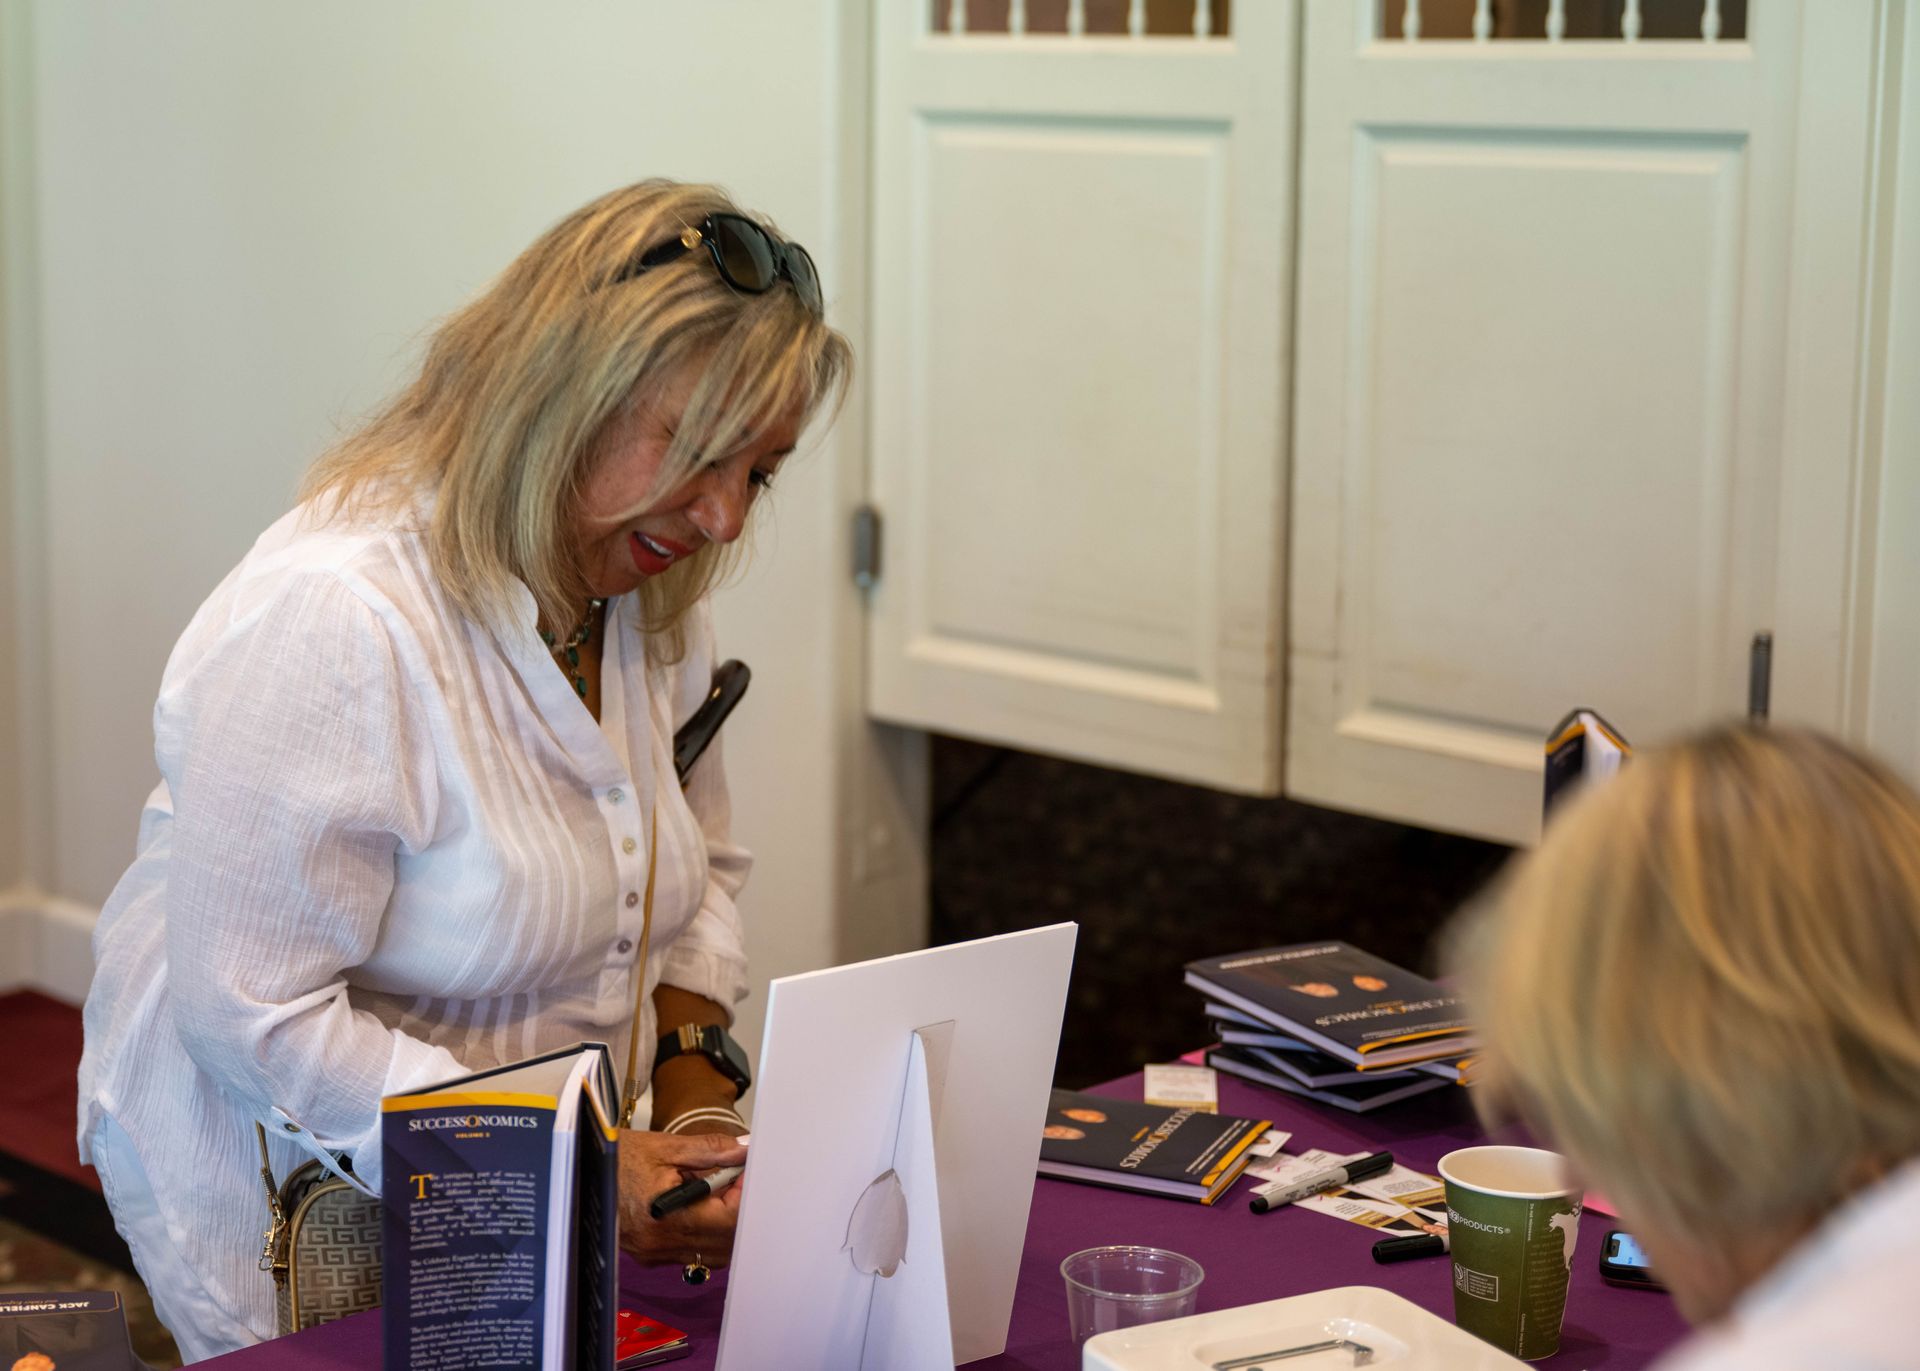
[617,799,659,1129]
[255,1121,289,1275]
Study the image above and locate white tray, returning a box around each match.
[1082,1285,1529,1369]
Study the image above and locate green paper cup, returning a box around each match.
[1437,1146,1583,1361]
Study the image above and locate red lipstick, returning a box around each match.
[629,531,693,576]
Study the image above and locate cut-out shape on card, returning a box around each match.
[845,1168,910,1277]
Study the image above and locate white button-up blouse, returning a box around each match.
[76,494,750,1346]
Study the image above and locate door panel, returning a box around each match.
[866,2,1296,792]
[1288,1,1803,843]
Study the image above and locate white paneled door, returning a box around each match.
[1287,1,1823,845]
[865,1,1298,794]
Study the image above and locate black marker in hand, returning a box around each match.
[649,1164,744,1221]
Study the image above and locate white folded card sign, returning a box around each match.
[716,925,1078,1370]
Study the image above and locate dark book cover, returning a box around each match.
[1203,1002,1270,1031]
[1237,1043,1419,1088]
[1216,1023,1337,1053]
[382,1091,555,1369]
[1212,1018,1476,1085]
[1208,1048,1452,1113]
[1185,942,1473,1068]
[1414,1054,1479,1085]
[1036,1089,1270,1204]
[381,1042,616,1371]
[0,1292,138,1371]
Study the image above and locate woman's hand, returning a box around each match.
[617,1129,748,1267]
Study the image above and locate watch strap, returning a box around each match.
[656,1023,750,1093]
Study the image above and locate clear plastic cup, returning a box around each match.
[1060,1245,1205,1345]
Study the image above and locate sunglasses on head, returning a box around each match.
[610,212,822,315]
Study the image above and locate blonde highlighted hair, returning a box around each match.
[302,179,852,659]
[1457,725,1920,1245]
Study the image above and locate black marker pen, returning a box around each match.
[1249,1150,1395,1214]
[1372,1230,1449,1263]
[648,1165,744,1221]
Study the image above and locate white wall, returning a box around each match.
[0,1,59,993]
[1,1,925,1051]
[0,268,19,899]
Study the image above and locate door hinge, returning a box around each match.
[853,504,882,591]
[1748,631,1773,722]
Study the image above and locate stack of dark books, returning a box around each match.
[1186,942,1477,1113]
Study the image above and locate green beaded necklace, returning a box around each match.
[540,599,606,699]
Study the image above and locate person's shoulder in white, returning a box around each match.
[159,488,439,674]
[1653,1158,1920,1371]
[226,488,434,612]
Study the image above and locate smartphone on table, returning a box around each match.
[1599,1229,1666,1291]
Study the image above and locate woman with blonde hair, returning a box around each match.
[1459,724,1920,1369]
[76,179,850,1359]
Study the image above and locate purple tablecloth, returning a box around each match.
[205,1073,1687,1368]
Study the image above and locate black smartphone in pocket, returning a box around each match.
[1599,1229,1666,1291]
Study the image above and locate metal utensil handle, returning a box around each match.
[1213,1337,1375,1368]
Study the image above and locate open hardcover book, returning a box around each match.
[382,1041,620,1371]
[1544,707,1630,817]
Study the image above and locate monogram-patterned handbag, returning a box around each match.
[255,1124,384,1335]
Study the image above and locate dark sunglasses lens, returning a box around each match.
[784,244,823,313]
[711,216,778,291]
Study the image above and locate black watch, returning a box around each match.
[655,1024,752,1095]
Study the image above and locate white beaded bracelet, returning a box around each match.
[660,1106,746,1136]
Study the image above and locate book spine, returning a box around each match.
[573,1115,620,1369]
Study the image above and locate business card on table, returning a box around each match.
[1294,1187,1446,1238]
[1143,1063,1219,1113]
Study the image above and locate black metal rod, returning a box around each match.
[1748,632,1772,723]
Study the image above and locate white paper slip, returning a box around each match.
[1247,1128,1294,1159]
[1294,1188,1446,1237]
[1142,1063,1218,1113]
[1243,1147,1366,1188]
[1344,1161,1445,1210]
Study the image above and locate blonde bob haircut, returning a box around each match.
[303,179,852,661]
[1456,725,1920,1247]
